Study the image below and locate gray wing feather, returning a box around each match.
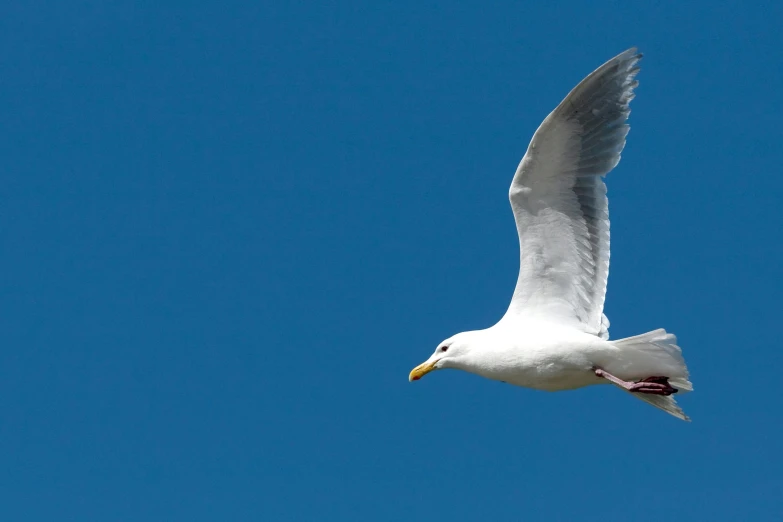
[505,49,641,337]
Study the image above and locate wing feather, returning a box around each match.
[504,48,641,338]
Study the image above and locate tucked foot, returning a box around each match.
[629,377,678,396]
[594,369,678,396]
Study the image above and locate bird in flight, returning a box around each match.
[409,48,693,421]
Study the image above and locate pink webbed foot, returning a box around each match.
[630,376,678,395]
[594,369,678,396]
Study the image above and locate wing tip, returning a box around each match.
[620,47,642,60]
[611,48,642,74]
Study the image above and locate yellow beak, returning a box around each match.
[409,360,437,382]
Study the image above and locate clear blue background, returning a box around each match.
[2,1,781,520]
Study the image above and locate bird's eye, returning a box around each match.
[440,346,448,352]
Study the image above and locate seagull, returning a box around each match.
[409,48,693,421]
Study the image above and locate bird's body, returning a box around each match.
[409,48,693,420]
[443,322,609,392]
[445,321,689,393]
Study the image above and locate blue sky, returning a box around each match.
[2,1,782,520]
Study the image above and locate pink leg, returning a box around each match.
[594,368,678,396]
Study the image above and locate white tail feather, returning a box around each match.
[632,393,691,422]
[611,329,693,421]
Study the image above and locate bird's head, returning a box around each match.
[408,331,476,382]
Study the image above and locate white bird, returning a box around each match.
[409,48,693,421]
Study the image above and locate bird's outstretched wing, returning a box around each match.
[504,48,641,338]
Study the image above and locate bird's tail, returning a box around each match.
[612,329,693,421]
